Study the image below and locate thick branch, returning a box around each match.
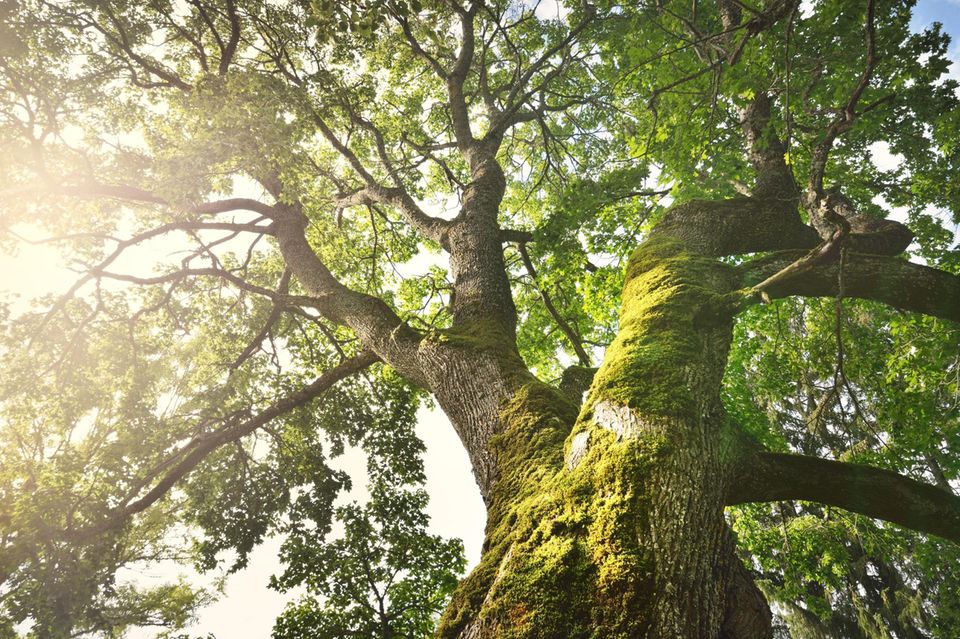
[272,209,427,384]
[218,0,241,75]
[650,196,819,257]
[728,452,960,544]
[70,351,379,540]
[740,92,798,203]
[744,223,848,298]
[559,365,597,405]
[499,228,533,243]
[737,251,960,322]
[447,4,480,159]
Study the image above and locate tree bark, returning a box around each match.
[436,228,772,638]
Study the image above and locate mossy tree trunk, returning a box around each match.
[426,181,956,636]
[242,23,960,639]
[435,234,772,639]
[253,51,960,636]
[14,5,960,637]
[270,127,959,635]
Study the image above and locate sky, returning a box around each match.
[912,0,960,44]
[1,0,959,637]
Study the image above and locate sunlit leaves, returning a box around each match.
[1,0,959,636]
[725,295,960,635]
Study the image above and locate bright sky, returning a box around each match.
[2,1,959,637]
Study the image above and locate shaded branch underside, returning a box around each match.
[729,451,960,544]
[738,250,960,323]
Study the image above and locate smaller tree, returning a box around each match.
[271,388,466,639]
[272,485,465,639]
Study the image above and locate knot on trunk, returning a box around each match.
[807,187,913,256]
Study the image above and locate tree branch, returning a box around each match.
[229,269,292,371]
[271,208,428,385]
[75,2,193,93]
[517,242,591,366]
[23,218,275,343]
[650,196,819,257]
[728,451,960,544]
[806,0,877,200]
[218,0,241,75]
[499,228,533,243]
[742,222,849,299]
[739,91,798,203]
[69,351,379,540]
[92,267,289,301]
[737,251,960,323]
[447,4,480,158]
[490,5,595,142]
[2,182,280,219]
[308,111,449,244]
[394,12,449,79]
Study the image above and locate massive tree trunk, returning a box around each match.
[274,128,959,636]
[432,228,772,638]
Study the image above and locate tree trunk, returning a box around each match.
[436,235,772,638]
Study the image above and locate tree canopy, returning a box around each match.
[0,0,959,637]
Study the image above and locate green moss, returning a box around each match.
[439,235,731,638]
[438,377,670,638]
[495,383,576,470]
[559,365,598,403]
[437,380,578,638]
[427,316,533,394]
[429,317,524,360]
[481,533,592,638]
[586,235,735,420]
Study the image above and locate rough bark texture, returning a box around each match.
[264,149,960,636]
[209,41,960,637]
[738,250,960,322]
[417,323,532,502]
[729,452,960,544]
[426,190,959,638]
[435,232,771,638]
[740,93,799,205]
[15,4,960,637]
[650,197,818,257]
[254,21,960,632]
[446,159,517,337]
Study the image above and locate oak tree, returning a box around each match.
[1,0,959,637]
